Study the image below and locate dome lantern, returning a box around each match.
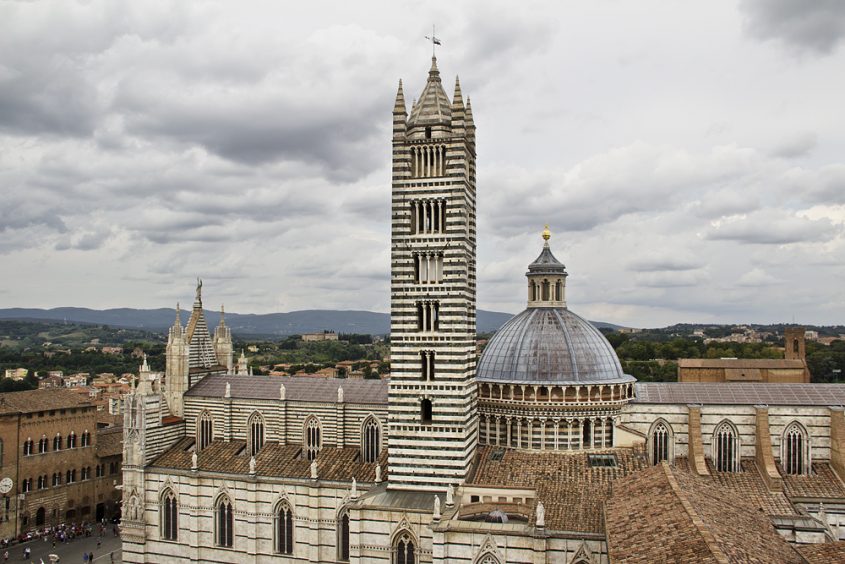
[526,226,568,308]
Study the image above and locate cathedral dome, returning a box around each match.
[477,307,632,385]
[477,228,633,386]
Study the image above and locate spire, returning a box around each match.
[452,76,464,108]
[542,225,551,243]
[429,56,440,81]
[393,80,406,114]
[465,97,475,125]
[194,278,203,309]
[218,304,226,327]
[173,303,181,328]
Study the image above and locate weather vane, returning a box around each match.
[425,25,441,56]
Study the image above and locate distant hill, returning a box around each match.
[0,307,623,337]
[0,307,509,336]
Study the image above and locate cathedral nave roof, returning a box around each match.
[151,437,387,482]
[185,374,388,405]
[634,382,845,406]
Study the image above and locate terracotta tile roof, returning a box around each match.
[0,388,93,414]
[467,445,649,533]
[185,374,388,405]
[606,463,805,564]
[97,412,123,427]
[634,382,845,406]
[674,457,796,515]
[96,426,124,458]
[151,438,387,482]
[796,541,845,562]
[676,359,806,369]
[782,463,845,499]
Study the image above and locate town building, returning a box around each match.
[120,56,845,563]
[678,327,811,383]
[301,332,339,342]
[0,388,123,540]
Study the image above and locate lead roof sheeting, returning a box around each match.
[476,307,631,385]
[185,374,388,405]
[634,382,845,406]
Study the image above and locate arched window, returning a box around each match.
[338,510,350,561]
[713,420,739,473]
[304,416,322,461]
[35,507,45,526]
[52,473,61,487]
[23,438,33,456]
[274,501,294,555]
[248,412,265,457]
[394,531,416,564]
[161,489,178,541]
[420,399,433,424]
[555,280,563,301]
[215,495,233,547]
[67,432,77,449]
[649,420,672,465]
[81,431,91,447]
[38,435,48,454]
[541,279,550,301]
[782,422,810,475]
[197,411,214,451]
[793,339,800,354]
[361,416,381,463]
[53,434,62,451]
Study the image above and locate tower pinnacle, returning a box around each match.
[542,225,551,242]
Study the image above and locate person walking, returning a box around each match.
[82,553,88,563]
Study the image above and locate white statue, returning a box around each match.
[351,477,358,498]
[279,383,286,401]
[337,385,344,403]
[433,495,441,520]
[310,459,318,480]
[249,456,256,474]
[446,484,454,507]
[191,451,198,470]
[224,381,231,398]
[375,464,382,483]
[536,501,545,528]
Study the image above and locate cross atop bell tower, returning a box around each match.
[388,55,478,491]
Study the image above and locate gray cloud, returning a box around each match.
[2,1,845,326]
[705,210,839,245]
[740,0,845,54]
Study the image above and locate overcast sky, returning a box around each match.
[2,0,845,328]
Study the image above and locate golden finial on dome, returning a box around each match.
[542,225,551,241]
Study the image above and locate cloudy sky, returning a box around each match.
[2,0,845,327]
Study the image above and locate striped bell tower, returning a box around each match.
[388,56,478,491]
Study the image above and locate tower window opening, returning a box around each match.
[420,351,435,380]
[425,126,432,139]
[420,399,433,424]
[304,416,322,461]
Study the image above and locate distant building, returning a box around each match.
[100,346,124,355]
[678,327,810,383]
[301,331,339,342]
[38,374,64,389]
[65,373,90,387]
[4,368,28,381]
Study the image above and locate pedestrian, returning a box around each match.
[110,554,114,563]
[83,553,89,563]
[3,549,7,562]
[88,553,93,562]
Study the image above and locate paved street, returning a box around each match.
[4,533,121,563]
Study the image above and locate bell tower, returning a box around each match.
[387,56,478,491]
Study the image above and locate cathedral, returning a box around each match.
[120,56,845,563]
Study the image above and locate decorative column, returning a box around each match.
[516,419,522,449]
[554,419,560,451]
[540,418,546,450]
[527,419,534,450]
[495,416,501,446]
[506,417,513,448]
